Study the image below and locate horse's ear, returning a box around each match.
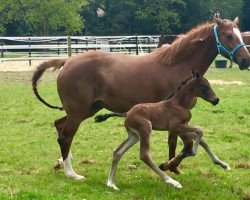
[191,69,200,79]
[191,68,195,77]
[214,16,224,27]
[234,17,239,25]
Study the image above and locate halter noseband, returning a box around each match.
[213,25,245,62]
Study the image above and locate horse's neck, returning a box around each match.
[188,33,218,75]
[170,82,196,108]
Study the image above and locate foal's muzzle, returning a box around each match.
[211,98,220,105]
[238,58,250,70]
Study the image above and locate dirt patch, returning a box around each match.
[209,80,245,85]
[0,60,46,72]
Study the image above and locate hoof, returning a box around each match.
[54,159,64,171]
[67,174,85,180]
[107,181,119,190]
[216,161,231,170]
[165,177,182,189]
[159,161,182,174]
[175,183,183,189]
[224,165,231,170]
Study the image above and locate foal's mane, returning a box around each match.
[153,22,214,65]
[165,75,194,100]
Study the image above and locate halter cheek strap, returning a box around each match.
[213,25,245,62]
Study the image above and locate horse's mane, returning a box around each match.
[165,75,194,100]
[153,22,215,65]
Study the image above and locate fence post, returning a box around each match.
[135,35,139,55]
[76,39,78,54]
[1,39,3,58]
[57,40,60,55]
[28,38,31,66]
[67,36,72,57]
[147,37,151,53]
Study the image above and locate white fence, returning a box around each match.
[0,35,160,65]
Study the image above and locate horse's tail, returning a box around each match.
[94,112,126,122]
[32,59,66,110]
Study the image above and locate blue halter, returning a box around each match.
[213,25,245,62]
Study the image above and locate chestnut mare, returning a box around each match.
[32,17,250,188]
[107,70,219,190]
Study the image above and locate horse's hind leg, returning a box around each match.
[54,116,67,170]
[55,116,67,135]
[57,115,85,180]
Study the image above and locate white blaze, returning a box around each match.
[233,28,248,51]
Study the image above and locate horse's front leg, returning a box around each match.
[159,132,182,174]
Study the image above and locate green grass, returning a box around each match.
[0,66,249,200]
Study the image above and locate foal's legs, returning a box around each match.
[107,131,139,190]
[160,134,193,173]
[162,133,200,170]
[138,125,182,188]
[159,132,182,174]
[188,132,230,170]
[168,132,178,160]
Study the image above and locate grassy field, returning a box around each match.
[0,66,249,200]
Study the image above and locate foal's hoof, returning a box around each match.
[159,162,181,174]
[107,181,119,190]
[165,177,182,189]
[54,159,64,171]
[68,174,85,180]
[223,164,231,170]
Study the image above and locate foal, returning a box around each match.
[107,70,219,190]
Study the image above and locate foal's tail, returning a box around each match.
[32,59,66,110]
[94,112,126,122]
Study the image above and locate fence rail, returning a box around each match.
[0,35,160,64]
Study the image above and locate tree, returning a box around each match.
[180,0,211,32]
[241,0,250,31]
[208,0,243,20]
[0,0,88,36]
[136,0,186,34]
[82,0,187,35]
[81,0,140,35]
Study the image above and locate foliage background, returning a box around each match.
[0,0,249,36]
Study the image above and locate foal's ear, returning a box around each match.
[214,16,224,27]
[191,69,200,79]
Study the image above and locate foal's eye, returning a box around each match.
[201,85,210,94]
[227,34,233,40]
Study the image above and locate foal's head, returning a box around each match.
[190,70,219,106]
[214,17,250,69]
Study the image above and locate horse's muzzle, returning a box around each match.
[211,98,220,105]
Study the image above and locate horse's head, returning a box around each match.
[191,69,219,106]
[214,17,250,70]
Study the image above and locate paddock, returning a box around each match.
[0,61,249,199]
